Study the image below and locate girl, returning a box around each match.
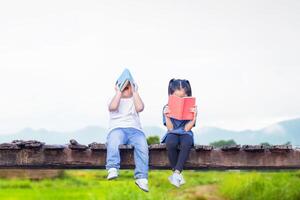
[162,79,197,188]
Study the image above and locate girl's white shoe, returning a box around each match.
[135,178,149,192]
[168,172,181,188]
[107,168,118,180]
[179,173,186,185]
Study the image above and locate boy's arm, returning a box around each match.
[108,86,122,112]
[184,106,197,131]
[132,83,144,112]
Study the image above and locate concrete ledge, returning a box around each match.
[0,140,298,170]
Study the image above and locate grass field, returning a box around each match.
[0,170,300,200]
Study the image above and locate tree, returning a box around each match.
[147,136,160,145]
[209,139,236,148]
[260,142,271,147]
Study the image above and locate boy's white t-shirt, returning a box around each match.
[108,97,142,132]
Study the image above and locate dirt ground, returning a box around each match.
[0,169,64,180]
[174,184,227,200]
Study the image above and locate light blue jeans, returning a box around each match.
[106,128,149,179]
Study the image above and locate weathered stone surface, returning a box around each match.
[0,143,21,150]
[149,143,166,150]
[0,140,300,169]
[88,142,106,151]
[43,145,66,151]
[68,139,88,151]
[242,145,266,152]
[269,145,292,153]
[221,145,241,151]
[194,145,214,151]
[12,140,45,149]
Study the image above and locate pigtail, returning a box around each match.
[168,78,176,95]
[183,80,192,96]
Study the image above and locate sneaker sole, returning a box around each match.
[168,176,180,188]
[107,175,118,180]
[135,182,149,192]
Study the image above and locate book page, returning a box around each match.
[182,97,196,120]
[168,95,184,120]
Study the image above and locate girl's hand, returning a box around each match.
[190,105,198,120]
[163,105,171,117]
[184,105,197,132]
[164,105,174,130]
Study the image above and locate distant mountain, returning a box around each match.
[0,126,107,145]
[0,126,166,145]
[0,118,299,145]
[194,118,300,145]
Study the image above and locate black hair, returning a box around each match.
[168,78,192,96]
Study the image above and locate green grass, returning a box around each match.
[0,170,300,200]
[219,170,300,200]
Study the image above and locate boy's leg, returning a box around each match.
[106,128,126,170]
[165,133,180,170]
[127,128,149,179]
[174,134,193,172]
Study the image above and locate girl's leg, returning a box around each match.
[165,133,180,170]
[127,128,149,179]
[105,128,126,170]
[174,134,193,172]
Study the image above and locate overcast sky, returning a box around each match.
[1,0,300,134]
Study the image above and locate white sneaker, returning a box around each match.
[135,178,149,192]
[179,173,186,185]
[107,168,118,180]
[168,173,181,188]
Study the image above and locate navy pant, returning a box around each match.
[165,133,193,172]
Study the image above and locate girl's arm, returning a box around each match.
[184,106,197,132]
[132,83,144,112]
[163,106,174,131]
[108,86,122,112]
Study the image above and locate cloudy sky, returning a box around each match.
[1,0,299,134]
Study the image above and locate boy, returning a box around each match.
[106,70,149,192]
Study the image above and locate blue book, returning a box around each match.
[116,68,134,91]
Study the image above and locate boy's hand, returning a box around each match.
[132,82,144,112]
[114,85,121,94]
[109,85,122,112]
[163,105,171,117]
[132,81,138,92]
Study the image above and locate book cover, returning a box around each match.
[116,68,134,91]
[167,95,196,120]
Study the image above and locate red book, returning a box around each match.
[167,95,196,120]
